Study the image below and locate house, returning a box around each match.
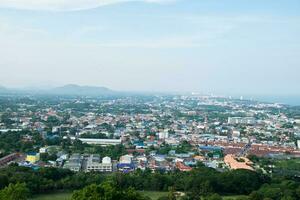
[176,162,192,172]
[184,158,197,167]
[118,155,135,172]
[26,153,40,164]
[63,154,82,172]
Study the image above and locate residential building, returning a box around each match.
[26,153,40,164]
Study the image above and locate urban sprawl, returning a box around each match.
[1,95,300,175]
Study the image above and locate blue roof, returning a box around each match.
[117,163,135,168]
[199,146,223,151]
[27,152,38,156]
[134,141,144,146]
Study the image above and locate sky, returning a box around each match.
[0,0,300,97]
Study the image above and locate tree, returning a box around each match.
[71,182,150,200]
[40,153,57,162]
[157,197,169,200]
[248,191,263,200]
[235,197,249,200]
[258,187,281,200]
[168,187,176,200]
[296,186,300,199]
[0,175,8,190]
[0,183,30,200]
[280,197,296,200]
[203,193,223,200]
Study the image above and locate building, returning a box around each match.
[26,153,40,164]
[133,141,147,149]
[118,155,134,172]
[158,131,169,140]
[85,155,112,172]
[232,130,241,137]
[224,154,253,171]
[99,157,113,172]
[52,126,61,133]
[0,153,20,166]
[228,117,256,125]
[63,154,82,172]
[39,146,50,153]
[176,162,192,172]
[184,158,197,167]
[70,137,121,146]
[0,129,22,133]
[119,155,133,164]
[199,146,223,154]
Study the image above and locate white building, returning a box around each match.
[158,131,169,140]
[232,130,241,137]
[228,117,256,125]
[119,155,133,164]
[70,137,121,146]
[52,126,60,133]
[85,155,112,172]
[39,147,49,153]
[63,154,82,172]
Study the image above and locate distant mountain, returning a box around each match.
[0,84,116,96]
[48,84,114,96]
[0,86,8,92]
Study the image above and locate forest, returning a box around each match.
[0,164,299,200]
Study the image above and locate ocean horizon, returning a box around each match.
[252,96,300,106]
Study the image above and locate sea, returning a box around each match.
[251,96,300,106]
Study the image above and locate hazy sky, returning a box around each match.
[0,0,299,96]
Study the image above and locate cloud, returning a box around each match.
[0,0,175,11]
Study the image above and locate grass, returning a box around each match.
[141,191,169,200]
[276,158,300,171]
[30,191,168,200]
[30,192,72,200]
[223,195,247,200]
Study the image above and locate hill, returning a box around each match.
[48,84,114,96]
[0,86,8,93]
[0,84,116,96]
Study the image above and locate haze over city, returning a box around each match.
[1,1,300,200]
[0,0,300,97]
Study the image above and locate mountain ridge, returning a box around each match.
[0,84,115,96]
[0,85,8,93]
[49,84,113,95]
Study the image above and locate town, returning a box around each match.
[1,94,300,176]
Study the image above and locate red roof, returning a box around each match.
[176,162,192,172]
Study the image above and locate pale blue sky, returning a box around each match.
[0,0,299,96]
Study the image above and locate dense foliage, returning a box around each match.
[72,182,150,200]
[0,165,284,200]
[0,159,299,200]
[0,183,30,200]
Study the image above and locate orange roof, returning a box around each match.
[224,154,253,171]
[176,162,192,172]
